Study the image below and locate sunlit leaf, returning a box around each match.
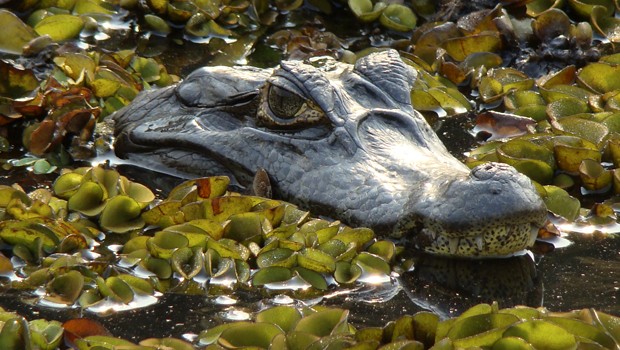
[294,308,351,337]
[99,195,144,233]
[218,322,284,348]
[348,0,386,22]
[542,185,581,220]
[379,4,417,31]
[139,337,195,350]
[503,320,577,349]
[443,33,501,61]
[256,306,302,333]
[497,139,555,184]
[579,159,612,191]
[252,266,292,286]
[34,14,84,41]
[147,231,189,259]
[29,319,63,350]
[577,62,620,93]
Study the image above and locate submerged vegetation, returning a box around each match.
[0,0,619,348]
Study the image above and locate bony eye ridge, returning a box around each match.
[257,84,326,128]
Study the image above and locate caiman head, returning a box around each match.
[113,50,547,258]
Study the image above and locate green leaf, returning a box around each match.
[348,0,386,22]
[256,306,303,332]
[379,4,417,31]
[502,320,577,349]
[99,195,144,233]
[578,62,620,93]
[252,266,292,286]
[74,0,114,15]
[48,270,84,304]
[542,185,581,221]
[34,14,84,41]
[218,322,284,348]
[443,33,501,61]
[29,319,63,350]
[294,308,351,337]
[0,10,37,55]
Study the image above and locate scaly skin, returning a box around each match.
[113,50,547,258]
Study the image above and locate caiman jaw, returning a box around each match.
[413,220,543,258]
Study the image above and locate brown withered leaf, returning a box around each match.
[538,221,561,239]
[268,26,343,60]
[531,240,556,254]
[13,92,45,117]
[0,102,23,126]
[473,111,537,140]
[590,203,615,218]
[28,119,55,155]
[57,108,96,134]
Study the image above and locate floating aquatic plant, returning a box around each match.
[0,169,400,313]
[196,302,620,349]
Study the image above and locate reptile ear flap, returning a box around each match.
[354,49,417,107]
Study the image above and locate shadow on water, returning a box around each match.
[400,253,542,319]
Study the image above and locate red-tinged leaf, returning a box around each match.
[13,92,46,117]
[46,87,92,110]
[196,176,230,199]
[68,86,93,100]
[63,318,111,348]
[473,111,536,140]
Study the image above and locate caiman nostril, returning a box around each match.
[470,162,517,181]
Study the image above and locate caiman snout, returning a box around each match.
[407,161,547,257]
[352,110,546,258]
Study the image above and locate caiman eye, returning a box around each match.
[257,83,327,129]
[268,85,304,119]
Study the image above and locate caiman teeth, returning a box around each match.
[475,235,484,252]
[421,227,436,240]
[448,237,459,255]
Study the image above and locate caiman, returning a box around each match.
[113,50,547,258]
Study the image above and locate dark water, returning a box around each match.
[1,147,618,342]
[0,230,616,342]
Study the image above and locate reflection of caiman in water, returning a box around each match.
[401,253,543,318]
[113,50,547,258]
